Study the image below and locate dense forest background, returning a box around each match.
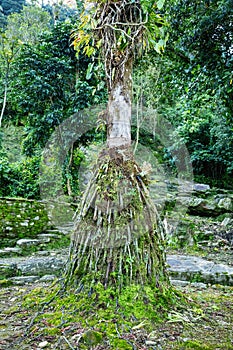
[0,0,233,199]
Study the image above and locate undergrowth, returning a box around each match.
[1,282,232,349]
[21,282,185,349]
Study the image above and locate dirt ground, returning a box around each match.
[0,280,232,350]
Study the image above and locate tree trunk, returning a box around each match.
[107,59,132,149]
[65,56,169,291]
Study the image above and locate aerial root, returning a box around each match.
[65,150,168,289]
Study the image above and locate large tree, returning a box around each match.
[65,0,169,290]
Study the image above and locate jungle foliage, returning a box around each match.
[158,0,233,187]
[0,3,106,198]
[0,0,26,28]
[0,0,233,199]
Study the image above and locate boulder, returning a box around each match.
[193,183,210,192]
[167,254,233,286]
[17,256,66,276]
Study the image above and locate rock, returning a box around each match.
[162,184,233,216]
[200,202,218,213]
[171,280,207,289]
[56,223,74,235]
[0,249,7,256]
[50,251,63,256]
[39,274,56,282]
[17,237,52,246]
[178,196,204,208]
[17,256,66,276]
[170,279,190,287]
[10,276,38,285]
[167,254,233,286]
[37,233,61,239]
[0,255,65,283]
[221,217,232,226]
[176,194,233,216]
[4,247,22,253]
[17,239,40,247]
[193,184,210,192]
[0,247,22,257]
[38,341,49,348]
[145,340,157,346]
[0,198,49,239]
[1,251,233,287]
[46,229,62,233]
[190,282,207,289]
[38,237,51,244]
[82,330,103,346]
[0,249,14,257]
[217,198,232,211]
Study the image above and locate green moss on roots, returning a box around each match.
[64,148,169,290]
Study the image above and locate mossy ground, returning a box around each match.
[0,281,232,349]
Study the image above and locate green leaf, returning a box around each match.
[83,45,95,57]
[157,0,165,10]
[86,62,94,80]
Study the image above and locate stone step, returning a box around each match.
[55,223,74,235]
[167,254,233,286]
[0,253,233,286]
[0,247,22,257]
[0,230,67,258]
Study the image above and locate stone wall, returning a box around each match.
[0,198,49,244]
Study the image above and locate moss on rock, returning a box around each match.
[0,198,49,244]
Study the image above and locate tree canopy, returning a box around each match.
[0,0,26,28]
[151,0,233,186]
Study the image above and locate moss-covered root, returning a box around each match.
[64,148,169,290]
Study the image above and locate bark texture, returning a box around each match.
[107,59,132,148]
